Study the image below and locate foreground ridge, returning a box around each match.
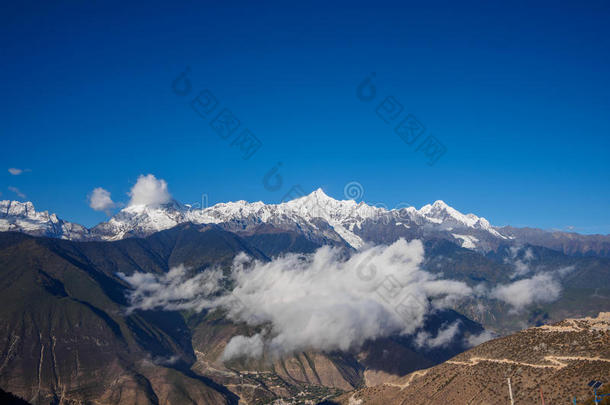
[337,312,610,405]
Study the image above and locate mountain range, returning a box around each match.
[2,189,609,257]
[1,190,609,404]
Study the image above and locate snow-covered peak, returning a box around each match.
[287,189,355,217]
[289,189,385,219]
[425,199,451,210]
[415,200,505,238]
[91,189,510,249]
[0,200,88,239]
[419,200,480,227]
[309,187,332,199]
[120,199,184,215]
[0,191,513,251]
[92,199,186,240]
[280,189,385,248]
[1,200,56,223]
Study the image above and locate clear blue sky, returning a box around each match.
[1,0,609,233]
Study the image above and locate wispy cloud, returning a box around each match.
[118,264,224,313]
[505,246,535,278]
[7,168,31,176]
[490,272,561,313]
[8,186,26,199]
[493,246,576,312]
[415,320,462,349]
[465,330,495,347]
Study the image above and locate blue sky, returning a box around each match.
[1,0,609,233]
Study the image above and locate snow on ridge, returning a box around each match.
[452,234,479,249]
[0,200,88,239]
[0,191,510,249]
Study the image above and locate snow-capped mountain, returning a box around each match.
[3,191,609,256]
[0,200,90,240]
[0,190,508,251]
[91,199,187,240]
[188,189,386,248]
[86,188,511,250]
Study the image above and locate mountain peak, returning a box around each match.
[122,198,184,213]
[285,188,344,210]
[0,200,88,239]
[420,200,451,215]
[1,200,46,219]
[307,188,333,200]
[432,199,449,208]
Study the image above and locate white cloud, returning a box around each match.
[117,264,224,313]
[465,330,495,347]
[557,265,575,278]
[415,321,462,349]
[8,186,26,199]
[152,355,181,366]
[511,259,530,278]
[128,174,171,207]
[120,239,474,359]
[494,248,572,312]
[506,246,535,278]
[8,168,23,175]
[491,272,561,312]
[222,334,265,361]
[88,187,116,213]
[118,240,575,358]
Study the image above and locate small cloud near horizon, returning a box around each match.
[8,186,26,199]
[8,168,31,176]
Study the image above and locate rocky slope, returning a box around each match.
[337,313,610,405]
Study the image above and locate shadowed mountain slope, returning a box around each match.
[0,225,266,405]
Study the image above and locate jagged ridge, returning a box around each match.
[2,189,609,257]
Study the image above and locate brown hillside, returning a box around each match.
[338,313,610,405]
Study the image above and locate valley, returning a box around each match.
[0,194,608,404]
